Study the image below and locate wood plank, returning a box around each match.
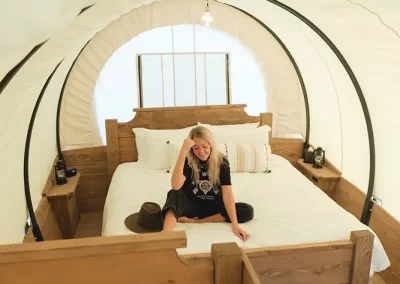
[41,156,57,196]
[0,251,213,284]
[119,136,137,163]
[331,178,365,220]
[0,231,213,284]
[0,231,187,264]
[297,159,341,180]
[331,178,400,284]
[47,173,81,199]
[24,197,63,242]
[76,175,110,199]
[62,146,110,213]
[77,175,110,213]
[247,242,354,284]
[212,242,242,284]
[106,119,120,176]
[370,206,400,283]
[63,146,108,166]
[350,230,374,284]
[133,104,248,112]
[270,137,304,164]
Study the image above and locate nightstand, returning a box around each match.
[47,173,81,239]
[297,159,341,197]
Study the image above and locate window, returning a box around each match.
[138,52,230,107]
[94,24,267,144]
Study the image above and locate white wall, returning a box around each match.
[93,24,266,144]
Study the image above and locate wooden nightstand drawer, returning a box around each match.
[297,159,340,197]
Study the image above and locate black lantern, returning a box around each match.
[55,160,68,185]
[312,147,325,168]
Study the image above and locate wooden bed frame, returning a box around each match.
[103,104,374,283]
[0,105,374,284]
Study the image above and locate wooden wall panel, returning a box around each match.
[331,178,365,220]
[270,138,304,165]
[63,146,110,213]
[331,177,400,284]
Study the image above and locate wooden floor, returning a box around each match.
[74,212,103,238]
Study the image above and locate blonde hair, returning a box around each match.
[187,126,226,187]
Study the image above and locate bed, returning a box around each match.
[104,104,390,283]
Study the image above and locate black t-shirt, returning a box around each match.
[181,156,231,206]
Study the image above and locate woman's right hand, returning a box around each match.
[182,138,195,152]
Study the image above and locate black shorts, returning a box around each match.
[161,189,254,223]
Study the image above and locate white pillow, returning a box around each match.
[132,128,147,161]
[198,123,271,145]
[168,139,184,172]
[169,141,271,173]
[132,126,194,169]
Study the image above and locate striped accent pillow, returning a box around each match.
[168,141,270,173]
[216,144,270,173]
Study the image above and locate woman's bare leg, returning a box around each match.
[163,209,177,231]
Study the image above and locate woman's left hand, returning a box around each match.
[233,226,250,241]
[178,216,199,223]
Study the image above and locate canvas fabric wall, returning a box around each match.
[0,0,399,244]
[60,0,305,150]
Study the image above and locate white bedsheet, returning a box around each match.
[102,154,390,273]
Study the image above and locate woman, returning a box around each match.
[161,126,254,241]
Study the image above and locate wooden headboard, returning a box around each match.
[105,104,273,176]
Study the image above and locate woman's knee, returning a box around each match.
[236,203,254,223]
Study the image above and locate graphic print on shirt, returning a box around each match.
[191,170,219,200]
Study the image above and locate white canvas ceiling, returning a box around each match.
[0,0,399,244]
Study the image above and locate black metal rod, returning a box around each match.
[0,42,46,95]
[24,60,64,241]
[264,0,375,225]
[56,41,91,161]
[216,1,310,150]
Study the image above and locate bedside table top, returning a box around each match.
[47,173,81,200]
[297,159,340,180]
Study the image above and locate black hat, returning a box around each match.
[124,202,163,233]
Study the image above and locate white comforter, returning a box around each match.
[102,154,390,273]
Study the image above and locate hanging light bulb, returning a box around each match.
[201,0,214,27]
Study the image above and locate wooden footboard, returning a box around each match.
[245,230,373,284]
[185,230,374,284]
[0,230,373,284]
[0,231,259,284]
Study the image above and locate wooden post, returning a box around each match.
[105,119,120,176]
[212,242,243,284]
[350,230,374,284]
